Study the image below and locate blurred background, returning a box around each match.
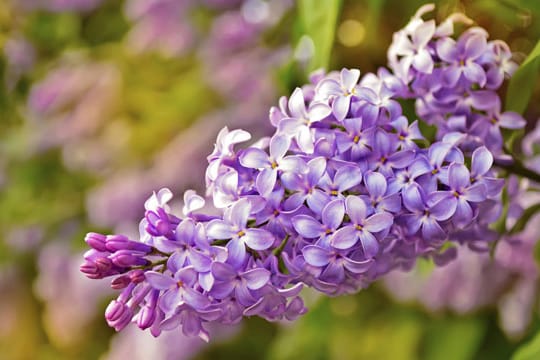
[1,0,540,359]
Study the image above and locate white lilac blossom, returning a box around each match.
[80,5,533,341]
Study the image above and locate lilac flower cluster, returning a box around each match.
[388,4,525,155]
[81,6,523,340]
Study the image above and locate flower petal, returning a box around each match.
[292,215,324,238]
[145,271,176,290]
[243,229,275,250]
[302,245,332,267]
[239,148,271,169]
[364,212,393,233]
[331,226,358,250]
[242,268,271,290]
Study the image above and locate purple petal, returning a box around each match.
[343,257,373,274]
[206,220,235,239]
[288,88,306,117]
[188,250,212,273]
[402,185,425,212]
[199,272,214,292]
[359,231,379,258]
[307,189,331,215]
[333,95,351,121]
[412,49,434,73]
[256,168,277,197]
[499,111,526,129]
[436,37,458,62]
[364,212,393,233]
[230,198,252,229]
[430,197,457,221]
[243,228,275,250]
[464,34,487,59]
[463,62,486,86]
[402,214,422,235]
[443,66,462,87]
[471,146,493,177]
[448,163,470,190]
[167,251,188,273]
[302,245,332,267]
[242,268,271,290]
[307,157,327,185]
[183,287,210,310]
[320,262,345,283]
[380,193,402,213]
[413,20,435,47]
[211,262,236,281]
[226,239,246,268]
[235,283,256,307]
[335,165,363,192]
[470,91,500,111]
[421,219,446,240]
[181,311,202,337]
[160,289,182,313]
[269,134,290,161]
[331,226,358,250]
[292,215,324,238]
[389,150,416,168]
[464,183,487,202]
[322,199,345,230]
[345,195,368,224]
[365,172,387,198]
[240,148,271,169]
[308,102,332,122]
[454,199,473,226]
[145,271,175,290]
[341,68,360,90]
[209,281,235,299]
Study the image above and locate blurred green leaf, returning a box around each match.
[298,0,342,72]
[506,40,540,114]
[509,202,540,234]
[423,317,486,360]
[512,330,540,360]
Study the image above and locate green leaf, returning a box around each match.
[509,203,540,234]
[506,40,540,114]
[298,0,342,72]
[512,331,540,360]
[423,317,486,360]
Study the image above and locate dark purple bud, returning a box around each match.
[95,257,113,272]
[145,208,175,238]
[137,290,159,330]
[80,260,100,278]
[85,232,108,252]
[105,235,152,253]
[105,300,127,322]
[137,305,156,330]
[105,300,133,331]
[129,269,145,284]
[111,275,131,290]
[110,250,150,267]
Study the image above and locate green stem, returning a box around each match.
[495,156,540,183]
[272,234,290,256]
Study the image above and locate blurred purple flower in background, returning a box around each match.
[26,61,121,155]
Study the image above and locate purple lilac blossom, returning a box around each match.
[80,65,508,339]
[80,5,528,340]
[3,36,35,90]
[13,0,103,12]
[26,62,121,153]
[387,4,526,156]
[124,0,194,58]
[35,243,112,347]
